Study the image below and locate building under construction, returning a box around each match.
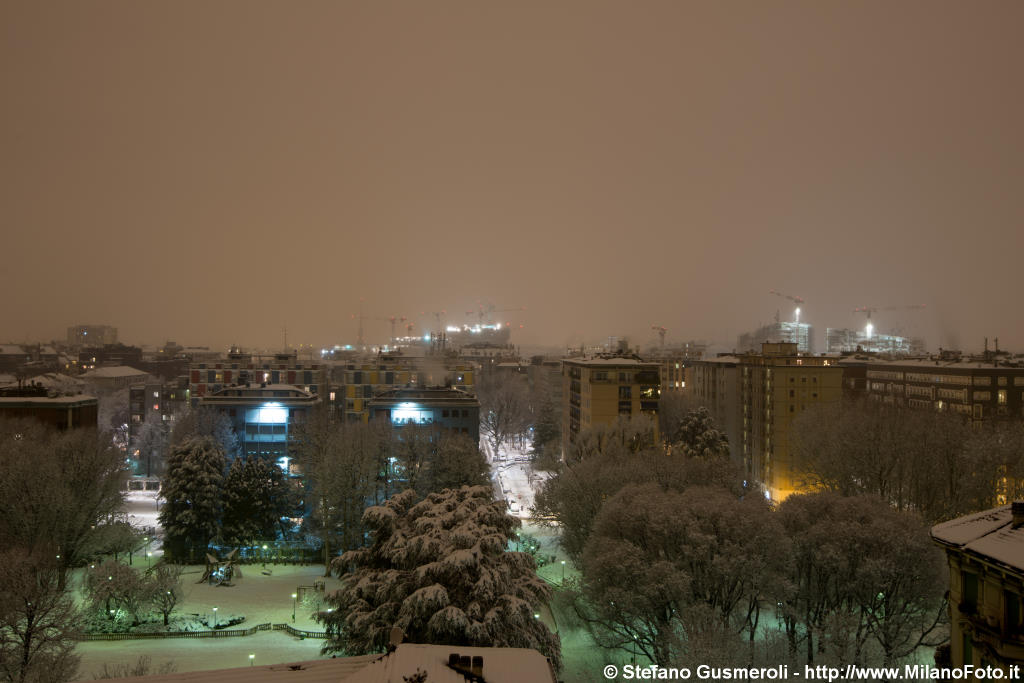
[825,327,925,355]
[738,319,813,354]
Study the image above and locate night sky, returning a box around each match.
[3,2,1022,352]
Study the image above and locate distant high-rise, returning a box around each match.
[691,342,843,501]
[67,324,117,347]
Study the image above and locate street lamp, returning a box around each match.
[147,551,152,567]
[561,560,566,584]
[249,654,255,667]
[291,593,297,622]
[212,606,218,628]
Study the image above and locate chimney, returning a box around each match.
[472,656,484,678]
[1013,501,1024,529]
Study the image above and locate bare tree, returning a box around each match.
[147,563,183,626]
[477,373,530,455]
[793,399,1019,523]
[0,420,126,585]
[0,549,82,683]
[293,410,381,573]
[777,492,946,666]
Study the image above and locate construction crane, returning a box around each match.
[466,303,526,325]
[853,304,927,338]
[351,308,408,347]
[651,325,667,348]
[420,310,448,334]
[769,290,805,322]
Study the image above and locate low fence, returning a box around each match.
[79,622,276,641]
[78,621,330,641]
[272,623,328,639]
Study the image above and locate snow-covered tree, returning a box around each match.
[0,419,126,584]
[84,560,152,626]
[147,562,183,626]
[417,432,490,496]
[564,415,658,464]
[577,483,789,666]
[777,492,946,667]
[320,486,560,668]
[220,457,296,547]
[169,407,238,458]
[534,448,745,562]
[666,406,729,459]
[0,549,82,683]
[158,437,226,562]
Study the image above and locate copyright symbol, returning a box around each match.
[604,664,618,679]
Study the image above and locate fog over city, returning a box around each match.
[3,1,1023,352]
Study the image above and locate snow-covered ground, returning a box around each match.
[73,563,342,680]
[124,491,162,535]
[485,439,549,519]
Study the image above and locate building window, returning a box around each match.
[999,390,1007,405]
[789,389,794,397]
[442,409,450,417]
[1006,590,1022,633]
[962,572,979,613]
[618,386,632,400]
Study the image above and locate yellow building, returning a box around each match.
[691,342,842,501]
[561,355,661,456]
[932,503,1024,674]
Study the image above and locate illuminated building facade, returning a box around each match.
[199,384,319,464]
[691,342,843,501]
[561,356,661,457]
[837,354,1024,421]
[367,387,480,443]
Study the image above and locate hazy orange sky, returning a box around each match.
[3,1,1022,352]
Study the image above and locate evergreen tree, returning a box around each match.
[320,486,560,668]
[668,407,729,458]
[221,457,296,547]
[158,437,226,562]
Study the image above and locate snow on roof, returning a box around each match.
[0,395,97,404]
[92,654,382,683]
[26,373,86,391]
[83,366,150,378]
[82,644,556,683]
[343,643,556,683]
[931,505,1024,570]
